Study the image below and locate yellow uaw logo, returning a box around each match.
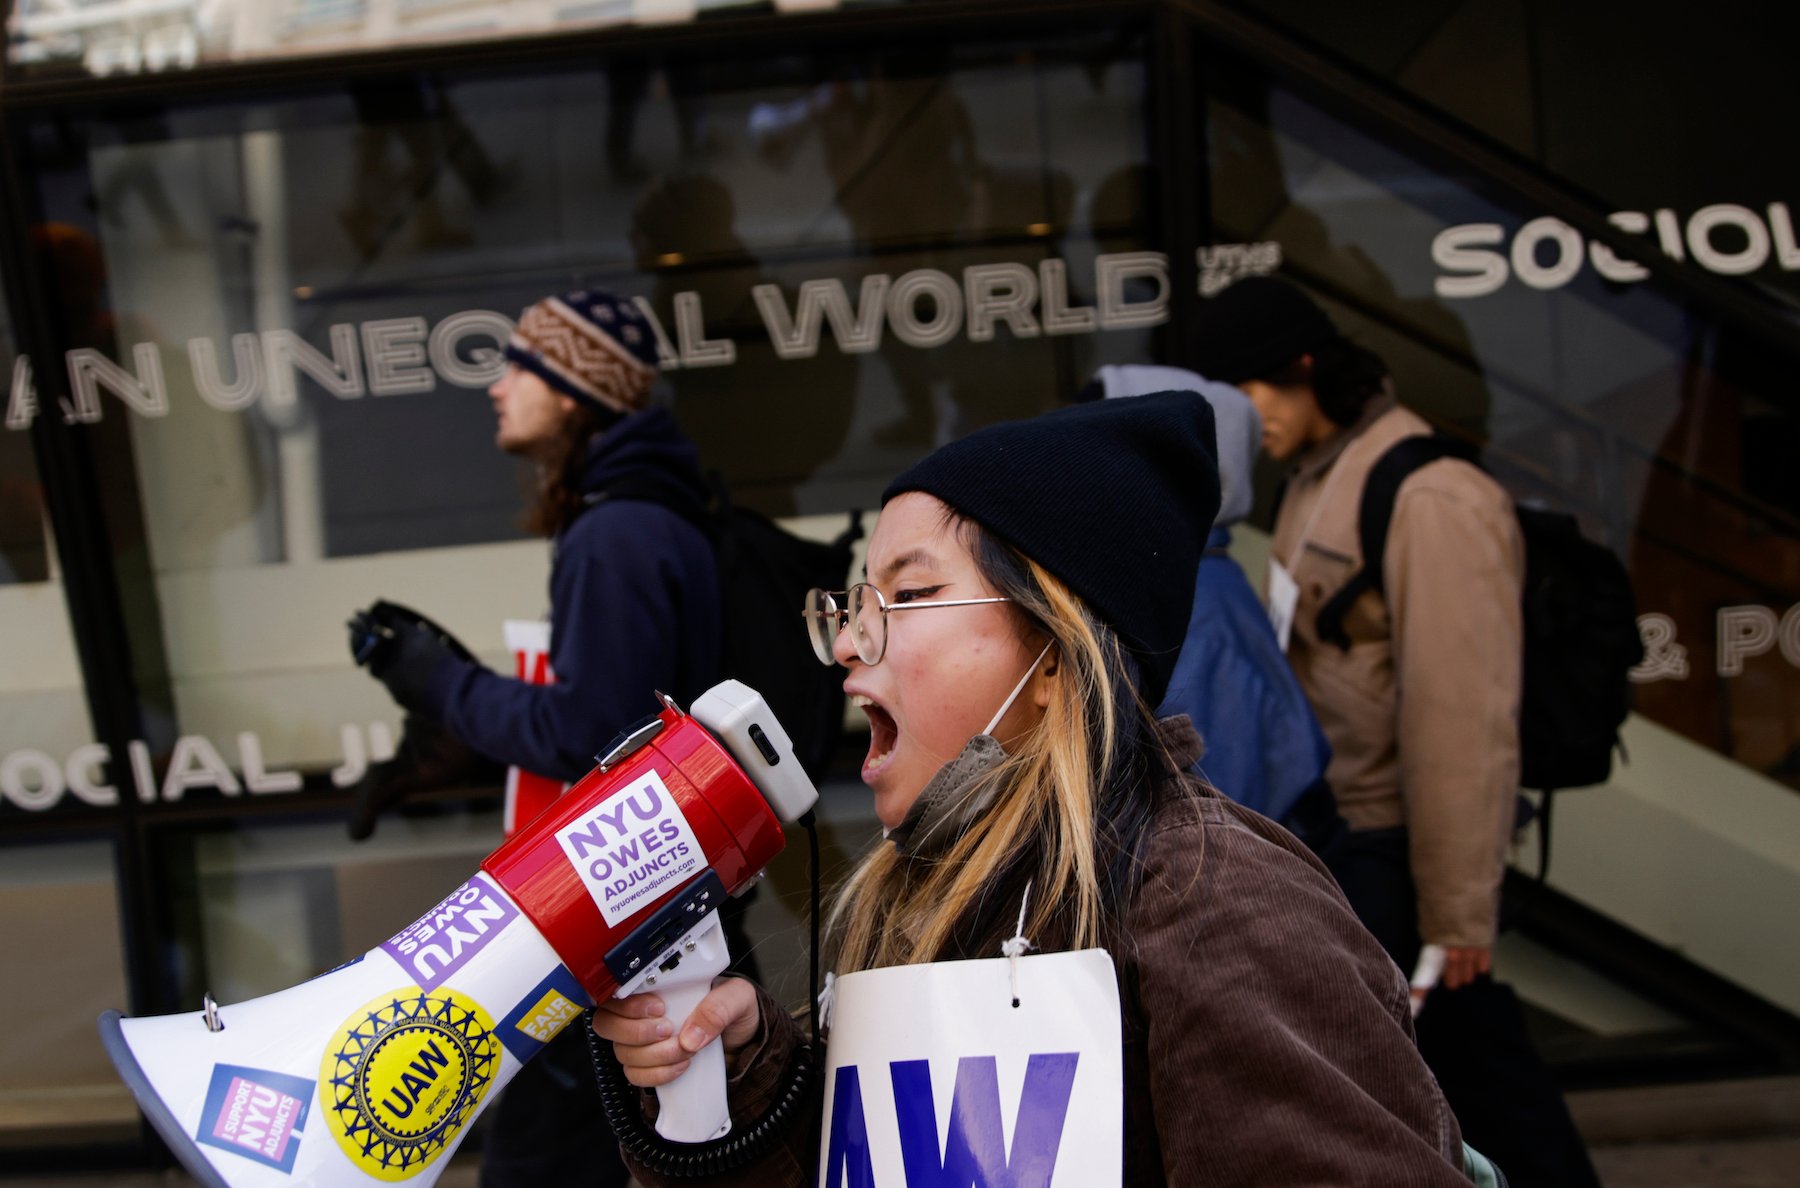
[321,988,499,1180]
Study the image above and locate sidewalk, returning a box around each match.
[1572,1074,1800,1187]
[1590,1137,1800,1187]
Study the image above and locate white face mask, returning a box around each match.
[886,642,1054,858]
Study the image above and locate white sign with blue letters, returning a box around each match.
[817,949,1123,1188]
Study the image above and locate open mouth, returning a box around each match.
[851,694,898,774]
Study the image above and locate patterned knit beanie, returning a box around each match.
[504,289,661,419]
[883,391,1221,705]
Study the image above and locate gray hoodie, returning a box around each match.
[1094,364,1259,529]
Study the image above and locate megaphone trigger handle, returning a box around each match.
[615,910,733,1144]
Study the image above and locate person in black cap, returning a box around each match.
[594,392,1474,1185]
[1192,275,1598,1188]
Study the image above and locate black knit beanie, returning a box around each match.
[882,391,1221,706]
[1189,275,1339,384]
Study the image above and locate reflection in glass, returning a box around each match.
[0,302,50,586]
[1205,50,1800,789]
[190,814,497,1002]
[0,840,136,1146]
[0,266,90,775]
[6,24,1154,801]
[6,0,914,81]
[1202,42,1800,1066]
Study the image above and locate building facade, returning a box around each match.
[2,0,1798,1170]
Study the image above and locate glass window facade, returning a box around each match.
[1200,32,1800,1073]
[4,0,907,80]
[0,839,136,1146]
[2,0,1798,1169]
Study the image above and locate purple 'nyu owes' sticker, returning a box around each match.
[380,872,517,990]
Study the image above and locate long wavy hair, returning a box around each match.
[824,513,1180,974]
[522,401,614,539]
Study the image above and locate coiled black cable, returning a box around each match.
[588,1022,815,1178]
[587,811,824,1177]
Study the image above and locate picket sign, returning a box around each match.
[502,620,566,835]
[817,947,1123,1188]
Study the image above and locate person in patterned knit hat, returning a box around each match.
[350,287,722,1188]
[503,288,660,432]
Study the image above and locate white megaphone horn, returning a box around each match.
[100,680,818,1187]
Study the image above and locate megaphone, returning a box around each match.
[100,680,818,1187]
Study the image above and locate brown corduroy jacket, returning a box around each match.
[1270,396,1524,948]
[624,720,1466,1186]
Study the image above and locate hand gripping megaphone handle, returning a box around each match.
[630,912,733,1142]
[482,681,816,1143]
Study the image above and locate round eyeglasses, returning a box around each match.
[802,584,1011,666]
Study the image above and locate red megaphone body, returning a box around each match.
[485,690,788,999]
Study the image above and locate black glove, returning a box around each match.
[373,615,457,715]
[349,606,460,717]
[348,599,476,667]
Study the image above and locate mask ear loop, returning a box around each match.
[982,641,1056,737]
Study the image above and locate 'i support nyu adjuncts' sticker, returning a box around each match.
[196,1064,313,1173]
[555,768,703,928]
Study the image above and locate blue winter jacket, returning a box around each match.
[1159,525,1332,824]
[423,407,721,782]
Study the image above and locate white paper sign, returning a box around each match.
[502,618,564,834]
[818,949,1123,1188]
[1268,558,1300,653]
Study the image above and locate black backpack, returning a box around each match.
[601,473,862,784]
[1314,436,1644,873]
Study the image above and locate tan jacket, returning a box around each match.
[626,720,1465,1186]
[1272,397,1523,948]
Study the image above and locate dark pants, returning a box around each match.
[1325,827,1600,1188]
[478,890,763,1188]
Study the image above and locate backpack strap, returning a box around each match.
[1315,434,1477,651]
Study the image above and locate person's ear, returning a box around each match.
[1031,646,1059,710]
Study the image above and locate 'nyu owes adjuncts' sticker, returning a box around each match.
[554,768,703,928]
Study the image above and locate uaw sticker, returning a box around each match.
[321,988,499,1180]
[380,873,517,991]
[497,966,595,1063]
[196,1064,313,1173]
[555,769,703,928]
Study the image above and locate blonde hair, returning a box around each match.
[825,524,1169,974]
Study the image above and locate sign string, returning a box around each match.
[1000,881,1035,1008]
